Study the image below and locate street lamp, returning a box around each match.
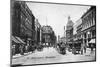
[87,31,90,35]
[87,31,90,47]
[87,31,90,39]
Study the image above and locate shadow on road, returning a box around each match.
[11,64,22,67]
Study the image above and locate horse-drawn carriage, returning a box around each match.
[67,41,81,54]
[57,42,66,55]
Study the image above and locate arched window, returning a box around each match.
[93,11,96,25]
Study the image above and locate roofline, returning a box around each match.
[81,6,96,19]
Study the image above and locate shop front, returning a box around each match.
[12,36,26,55]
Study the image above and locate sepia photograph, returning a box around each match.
[11,0,96,66]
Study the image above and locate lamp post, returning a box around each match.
[87,31,90,47]
[87,31,90,35]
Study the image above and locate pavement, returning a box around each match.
[12,52,33,59]
[11,47,96,65]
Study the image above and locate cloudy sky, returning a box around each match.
[26,2,90,37]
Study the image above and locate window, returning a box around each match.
[84,33,86,38]
[93,17,95,25]
[93,11,96,25]
[86,23,87,28]
[85,23,86,29]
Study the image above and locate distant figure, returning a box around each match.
[84,44,87,53]
[91,44,94,54]
[12,45,16,55]
[81,44,84,55]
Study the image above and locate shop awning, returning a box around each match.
[89,39,95,43]
[15,36,26,44]
[12,36,20,43]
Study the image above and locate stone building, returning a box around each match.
[81,6,96,49]
[76,19,82,43]
[11,1,35,54]
[34,19,41,45]
[73,19,82,41]
[66,16,74,43]
[42,25,56,47]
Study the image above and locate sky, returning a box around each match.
[26,2,90,38]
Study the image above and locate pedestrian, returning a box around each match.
[12,45,16,55]
[20,45,24,55]
[25,45,28,53]
[81,46,83,55]
[84,44,87,53]
[91,43,94,54]
[80,43,83,55]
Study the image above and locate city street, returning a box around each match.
[11,1,96,66]
[12,47,95,65]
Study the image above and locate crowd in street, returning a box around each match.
[12,41,96,59]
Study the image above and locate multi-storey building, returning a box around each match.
[66,16,74,43]
[81,6,96,49]
[11,1,35,54]
[76,19,82,43]
[42,25,56,47]
[73,19,82,41]
[34,19,41,45]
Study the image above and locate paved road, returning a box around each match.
[12,47,96,65]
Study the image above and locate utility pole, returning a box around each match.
[46,16,48,26]
[64,26,66,37]
[40,26,42,45]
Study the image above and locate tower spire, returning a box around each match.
[68,16,70,20]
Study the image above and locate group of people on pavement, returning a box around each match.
[56,42,95,55]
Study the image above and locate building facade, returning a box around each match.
[42,25,56,47]
[66,16,74,43]
[73,19,82,41]
[11,1,35,54]
[34,19,41,45]
[81,6,96,49]
[76,19,82,43]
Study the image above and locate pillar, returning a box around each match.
[40,29,42,45]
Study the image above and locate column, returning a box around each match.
[86,32,88,47]
[40,28,42,45]
[91,30,92,39]
[87,31,90,47]
[82,33,85,54]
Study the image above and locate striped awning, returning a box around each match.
[89,39,95,43]
[15,36,26,44]
[12,36,20,43]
